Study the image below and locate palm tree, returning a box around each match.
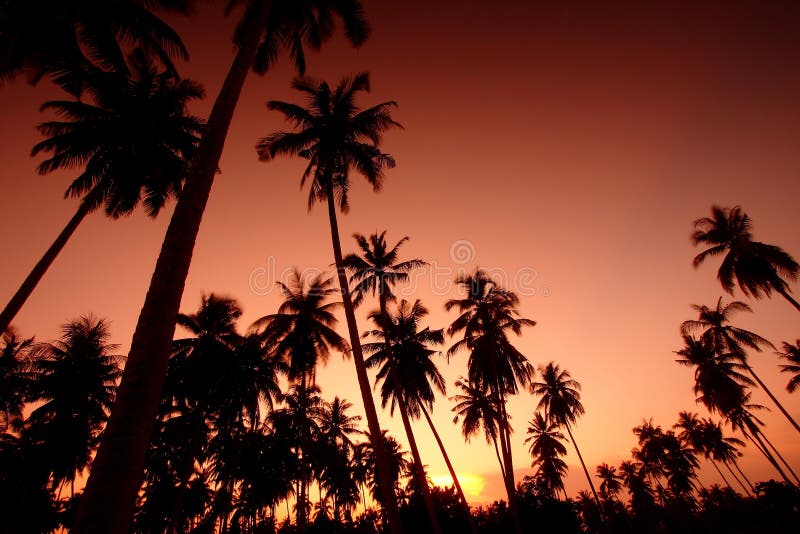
[596,463,622,501]
[692,205,800,311]
[0,51,204,335]
[252,269,348,390]
[531,362,600,505]
[360,429,410,510]
[446,269,534,515]
[25,315,122,497]
[524,412,569,499]
[78,5,372,531]
[451,378,504,467]
[675,335,753,417]
[256,71,403,528]
[681,298,800,433]
[619,460,655,514]
[778,339,800,393]
[0,329,33,433]
[318,397,363,521]
[270,384,326,528]
[700,418,754,495]
[0,0,189,95]
[674,411,733,491]
[363,299,445,534]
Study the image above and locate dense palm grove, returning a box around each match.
[0,1,798,533]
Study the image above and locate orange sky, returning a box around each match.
[1,0,799,504]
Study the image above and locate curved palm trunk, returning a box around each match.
[564,422,600,506]
[325,185,403,534]
[0,200,91,334]
[419,404,479,534]
[742,362,800,434]
[776,286,800,313]
[759,430,800,485]
[395,392,443,534]
[495,391,523,534]
[74,6,271,532]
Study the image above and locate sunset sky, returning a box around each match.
[1,0,799,504]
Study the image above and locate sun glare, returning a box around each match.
[431,473,486,498]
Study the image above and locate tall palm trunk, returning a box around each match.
[776,286,800,313]
[708,460,733,490]
[742,427,793,485]
[377,296,441,534]
[324,184,403,534]
[731,458,755,492]
[494,390,523,534]
[419,404,479,534]
[722,461,752,496]
[74,6,270,532]
[564,422,600,505]
[395,391,443,534]
[759,429,800,484]
[742,362,800,434]
[0,200,91,333]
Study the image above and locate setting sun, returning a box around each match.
[432,472,487,498]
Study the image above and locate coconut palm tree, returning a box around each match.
[700,418,753,495]
[525,412,568,499]
[596,463,622,501]
[256,71,403,528]
[681,298,800,433]
[674,411,733,490]
[531,362,600,505]
[318,397,363,521]
[675,335,753,417]
[79,5,372,531]
[363,299,445,534]
[778,339,800,393]
[251,269,348,390]
[25,315,122,497]
[360,429,410,510]
[0,329,33,433]
[0,51,204,336]
[692,205,800,311]
[0,0,190,95]
[446,268,534,515]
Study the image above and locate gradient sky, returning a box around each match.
[1,0,799,504]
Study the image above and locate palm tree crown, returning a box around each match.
[692,205,800,307]
[256,71,401,212]
[778,340,800,393]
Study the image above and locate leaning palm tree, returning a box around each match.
[363,299,446,534]
[25,315,122,498]
[674,411,733,490]
[256,71,402,526]
[778,340,800,393]
[700,418,753,495]
[0,51,204,335]
[78,5,373,532]
[681,298,799,433]
[525,412,569,500]
[446,268,534,518]
[531,362,600,505]
[692,205,800,311]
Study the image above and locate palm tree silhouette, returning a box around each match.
[446,268,534,525]
[0,0,189,95]
[0,51,204,335]
[252,269,348,390]
[0,329,33,433]
[26,315,121,499]
[674,411,733,491]
[681,298,799,433]
[525,412,569,500]
[699,417,754,495]
[450,378,506,480]
[778,340,800,393]
[363,299,447,534]
[318,397,363,521]
[532,362,600,505]
[80,5,372,531]
[256,71,403,528]
[692,205,800,312]
[596,463,622,501]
